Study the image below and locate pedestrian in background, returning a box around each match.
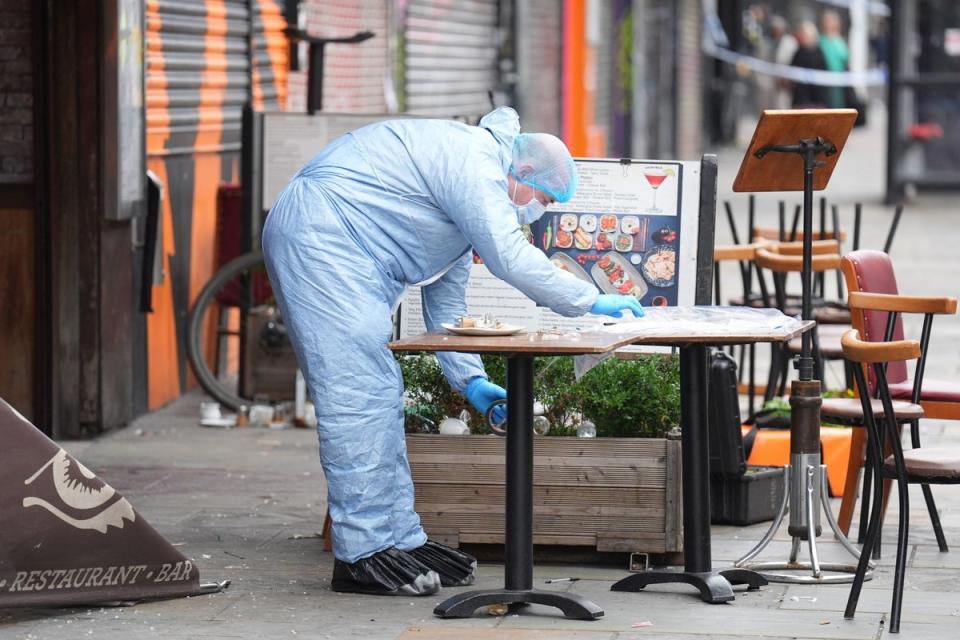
[770,15,798,109]
[790,21,828,108]
[819,10,850,109]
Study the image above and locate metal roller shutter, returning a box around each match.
[297,0,390,113]
[403,0,500,117]
[146,0,250,155]
[515,0,562,135]
[251,0,289,110]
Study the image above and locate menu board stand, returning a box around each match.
[731,109,863,584]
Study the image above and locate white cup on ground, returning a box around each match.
[200,401,221,421]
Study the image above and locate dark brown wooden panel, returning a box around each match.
[0,208,35,421]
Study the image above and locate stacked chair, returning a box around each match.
[752,240,852,401]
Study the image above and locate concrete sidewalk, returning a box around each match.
[2,389,958,639]
[3,104,959,639]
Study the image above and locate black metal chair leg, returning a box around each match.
[737,344,746,383]
[858,462,872,544]
[920,483,949,552]
[777,345,790,397]
[889,477,910,634]
[845,439,885,620]
[764,343,781,404]
[843,360,854,392]
[909,419,949,552]
[872,487,883,561]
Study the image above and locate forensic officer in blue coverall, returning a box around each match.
[262,107,643,596]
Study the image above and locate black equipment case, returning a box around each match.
[708,351,785,525]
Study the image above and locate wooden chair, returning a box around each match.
[836,250,959,543]
[713,242,767,415]
[753,243,851,400]
[841,329,960,634]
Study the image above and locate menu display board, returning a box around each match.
[533,159,684,309]
[398,157,704,339]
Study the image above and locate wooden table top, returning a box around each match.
[389,320,816,356]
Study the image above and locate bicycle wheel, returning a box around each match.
[187,250,281,410]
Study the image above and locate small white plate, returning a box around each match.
[442,323,525,336]
[199,417,236,428]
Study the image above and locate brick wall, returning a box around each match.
[0,0,32,183]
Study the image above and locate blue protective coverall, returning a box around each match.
[261,107,599,563]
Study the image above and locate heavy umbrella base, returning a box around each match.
[434,588,604,620]
[735,465,873,584]
[611,569,767,604]
[741,562,864,584]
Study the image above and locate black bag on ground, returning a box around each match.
[708,351,785,526]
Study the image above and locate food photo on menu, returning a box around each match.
[532,161,682,309]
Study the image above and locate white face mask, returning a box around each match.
[511,179,547,224]
[516,198,547,225]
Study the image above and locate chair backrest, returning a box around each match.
[712,243,762,306]
[753,227,847,243]
[840,250,908,387]
[753,243,842,312]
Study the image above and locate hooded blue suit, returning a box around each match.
[262,108,598,562]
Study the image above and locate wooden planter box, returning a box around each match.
[406,434,683,555]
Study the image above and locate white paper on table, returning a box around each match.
[597,306,804,336]
[574,306,804,378]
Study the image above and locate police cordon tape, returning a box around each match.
[702,36,888,88]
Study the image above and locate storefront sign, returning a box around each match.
[0,399,203,607]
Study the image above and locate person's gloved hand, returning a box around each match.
[464,378,507,423]
[590,294,645,318]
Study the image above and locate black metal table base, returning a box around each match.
[611,569,766,604]
[434,355,603,620]
[434,588,604,620]
[610,345,768,604]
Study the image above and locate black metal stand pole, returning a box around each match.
[734,137,867,583]
[434,354,604,620]
[284,28,376,115]
[799,141,818,381]
[307,42,325,115]
[611,344,767,601]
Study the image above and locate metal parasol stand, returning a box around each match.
[731,111,869,584]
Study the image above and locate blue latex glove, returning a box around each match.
[464,378,507,424]
[589,294,645,318]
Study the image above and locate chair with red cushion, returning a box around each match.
[841,329,960,634]
[837,250,959,548]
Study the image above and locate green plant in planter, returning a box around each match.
[578,354,680,438]
[397,352,680,439]
[397,354,471,431]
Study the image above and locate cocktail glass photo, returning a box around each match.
[643,166,668,213]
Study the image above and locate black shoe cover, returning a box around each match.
[331,547,440,596]
[407,540,477,587]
